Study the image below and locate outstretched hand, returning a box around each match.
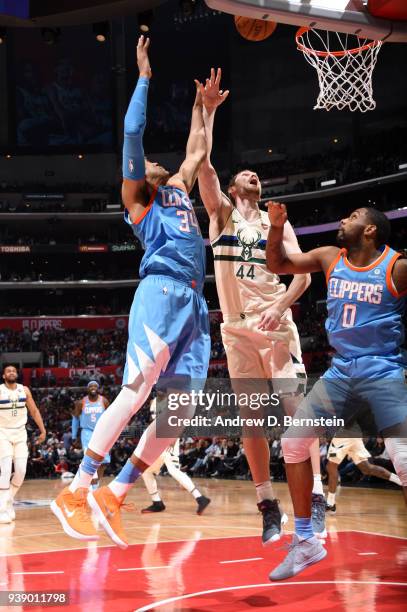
[267,202,287,227]
[137,35,152,78]
[202,68,230,112]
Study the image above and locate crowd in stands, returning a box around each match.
[0,328,127,368]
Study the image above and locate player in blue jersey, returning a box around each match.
[265,203,407,580]
[71,381,110,489]
[51,36,210,545]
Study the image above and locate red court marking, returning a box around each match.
[0,532,406,612]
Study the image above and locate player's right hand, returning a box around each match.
[202,68,230,111]
[267,202,287,227]
[137,35,152,78]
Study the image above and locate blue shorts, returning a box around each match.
[81,429,110,464]
[295,353,407,434]
[122,275,210,391]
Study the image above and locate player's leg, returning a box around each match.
[141,453,166,513]
[51,278,172,540]
[326,461,339,512]
[163,449,211,515]
[88,285,211,547]
[9,434,29,520]
[0,449,13,524]
[222,320,285,545]
[269,376,348,580]
[357,459,402,484]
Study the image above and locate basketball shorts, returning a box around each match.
[123,275,210,392]
[81,428,110,464]
[0,427,28,460]
[327,437,371,465]
[221,313,305,395]
[285,354,407,437]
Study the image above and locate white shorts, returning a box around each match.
[221,313,305,394]
[328,437,371,465]
[0,428,28,460]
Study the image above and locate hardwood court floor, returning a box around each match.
[0,478,405,611]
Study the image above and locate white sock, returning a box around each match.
[327,492,336,506]
[255,481,274,503]
[191,487,201,500]
[389,473,402,486]
[312,474,324,496]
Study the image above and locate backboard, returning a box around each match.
[205,0,407,42]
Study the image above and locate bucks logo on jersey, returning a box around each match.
[237,227,262,261]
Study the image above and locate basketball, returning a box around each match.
[234,16,277,41]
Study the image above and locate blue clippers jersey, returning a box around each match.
[80,395,105,431]
[125,185,206,289]
[326,246,405,358]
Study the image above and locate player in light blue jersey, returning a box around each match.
[52,36,210,546]
[265,204,407,580]
[71,381,110,489]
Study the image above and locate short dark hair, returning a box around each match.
[363,207,391,246]
[2,363,18,374]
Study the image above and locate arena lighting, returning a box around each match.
[0,28,6,45]
[5,154,12,159]
[77,154,84,159]
[41,28,61,45]
[398,162,407,170]
[320,179,337,187]
[93,22,109,43]
[138,10,154,33]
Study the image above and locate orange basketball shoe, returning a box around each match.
[88,486,132,549]
[51,487,99,541]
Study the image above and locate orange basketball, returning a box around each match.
[234,16,277,42]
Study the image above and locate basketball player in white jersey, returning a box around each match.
[197,69,326,543]
[0,364,46,523]
[141,396,211,514]
[326,428,402,512]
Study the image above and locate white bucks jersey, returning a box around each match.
[0,383,28,429]
[212,208,286,315]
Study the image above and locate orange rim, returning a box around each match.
[295,26,381,58]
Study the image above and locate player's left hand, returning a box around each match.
[202,68,230,111]
[37,431,46,444]
[258,305,284,331]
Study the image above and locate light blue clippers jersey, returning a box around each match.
[125,185,206,289]
[326,245,405,358]
[80,395,105,431]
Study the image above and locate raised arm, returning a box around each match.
[24,387,46,444]
[168,83,207,194]
[121,35,152,216]
[266,202,340,276]
[198,69,232,220]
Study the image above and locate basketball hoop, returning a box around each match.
[296,27,383,112]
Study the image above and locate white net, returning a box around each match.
[296,28,383,112]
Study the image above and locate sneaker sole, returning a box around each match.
[50,501,99,541]
[197,499,211,515]
[262,512,289,546]
[141,508,165,514]
[87,492,128,550]
[269,546,328,581]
